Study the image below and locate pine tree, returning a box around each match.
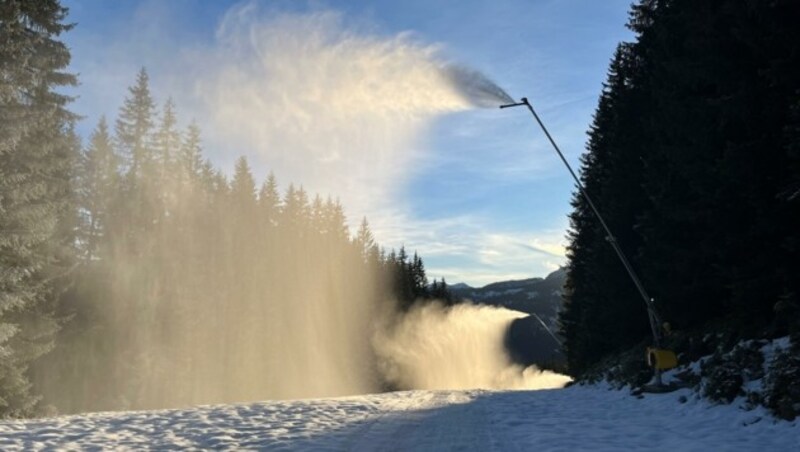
[154,99,179,170]
[411,252,429,299]
[0,0,77,417]
[258,172,280,227]
[309,194,326,234]
[354,217,377,263]
[324,197,349,242]
[153,98,180,210]
[79,116,118,260]
[230,156,257,209]
[112,68,158,250]
[560,42,652,375]
[430,278,454,305]
[115,68,156,182]
[280,184,302,231]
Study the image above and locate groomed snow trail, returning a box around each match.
[1,386,797,451]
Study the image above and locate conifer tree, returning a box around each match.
[178,121,204,190]
[411,252,428,299]
[153,98,180,210]
[154,98,180,171]
[230,156,257,208]
[115,68,156,182]
[79,116,118,260]
[355,217,377,263]
[324,197,349,242]
[280,184,301,231]
[309,194,326,234]
[258,172,281,227]
[560,42,652,374]
[112,68,158,249]
[0,0,77,417]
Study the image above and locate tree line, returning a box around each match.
[560,0,800,376]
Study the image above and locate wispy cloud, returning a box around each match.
[368,206,567,286]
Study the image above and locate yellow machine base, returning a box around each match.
[646,347,678,370]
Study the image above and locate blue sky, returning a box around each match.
[62,0,633,286]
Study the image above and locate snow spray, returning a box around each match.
[374,302,571,391]
[191,7,531,401]
[198,8,515,221]
[35,6,564,414]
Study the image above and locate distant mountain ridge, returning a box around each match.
[450,268,566,331]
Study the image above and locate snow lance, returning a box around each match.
[500,97,676,387]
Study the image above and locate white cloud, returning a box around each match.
[369,208,567,286]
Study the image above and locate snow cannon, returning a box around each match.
[500,96,676,388]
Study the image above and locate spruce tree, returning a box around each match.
[112,68,158,249]
[154,99,179,170]
[411,252,429,299]
[309,194,326,234]
[177,121,203,190]
[324,197,349,242]
[0,0,77,417]
[230,156,257,208]
[153,98,180,210]
[79,116,118,260]
[354,217,377,263]
[258,172,281,228]
[115,68,156,182]
[560,43,651,374]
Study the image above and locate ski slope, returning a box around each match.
[1,385,797,451]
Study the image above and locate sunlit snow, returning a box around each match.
[1,385,796,451]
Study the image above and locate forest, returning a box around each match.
[559,0,800,376]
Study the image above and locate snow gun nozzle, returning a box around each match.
[499,97,529,109]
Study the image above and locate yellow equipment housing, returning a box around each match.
[646,347,678,370]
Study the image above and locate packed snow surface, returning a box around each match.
[1,385,797,451]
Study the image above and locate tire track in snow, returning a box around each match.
[347,390,493,452]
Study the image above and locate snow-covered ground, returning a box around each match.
[1,385,797,451]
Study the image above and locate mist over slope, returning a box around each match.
[450,268,567,370]
[374,302,570,391]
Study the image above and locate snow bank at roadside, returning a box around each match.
[594,335,800,422]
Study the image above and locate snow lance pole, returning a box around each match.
[501,97,665,379]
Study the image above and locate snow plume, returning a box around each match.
[375,303,571,391]
[33,4,531,413]
[195,5,512,218]
[443,64,515,108]
[191,4,526,397]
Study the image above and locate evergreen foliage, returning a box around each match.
[560,0,800,376]
[0,0,78,417]
[385,246,451,311]
[78,117,118,261]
